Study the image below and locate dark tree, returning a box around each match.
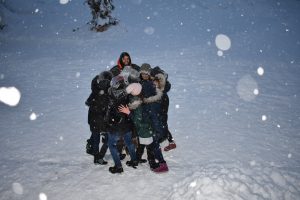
[85,0,118,32]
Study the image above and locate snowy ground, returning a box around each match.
[1,0,300,199]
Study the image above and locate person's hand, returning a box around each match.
[118,105,130,115]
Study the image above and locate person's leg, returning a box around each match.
[148,140,165,164]
[107,133,124,173]
[136,143,147,163]
[123,132,137,161]
[149,141,169,173]
[136,143,145,160]
[107,133,122,167]
[98,133,108,157]
[91,132,100,155]
[117,139,126,160]
[146,145,159,169]
[94,133,108,164]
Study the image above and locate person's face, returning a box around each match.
[122,56,130,66]
[141,73,150,80]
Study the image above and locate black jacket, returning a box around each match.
[105,87,133,134]
[85,75,110,133]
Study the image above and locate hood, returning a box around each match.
[118,52,132,68]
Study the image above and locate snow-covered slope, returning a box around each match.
[1,0,300,199]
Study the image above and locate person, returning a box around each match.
[109,52,140,160]
[151,66,176,151]
[105,75,138,174]
[139,63,169,172]
[110,52,140,77]
[118,83,168,172]
[85,71,112,165]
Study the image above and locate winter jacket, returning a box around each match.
[110,52,140,77]
[151,69,171,115]
[85,75,111,133]
[105,87,133,134]
[128,96,153,144]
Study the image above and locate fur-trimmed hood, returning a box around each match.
[128,96,143,110]
[153,73,166,92]
[143,87,163,104]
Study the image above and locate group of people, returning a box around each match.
[85,52,176,174]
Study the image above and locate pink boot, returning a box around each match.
[153,163,169,173]
[164,142,176,151]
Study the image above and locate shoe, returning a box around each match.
[126,160,138,169]
[109,166,124,174]
[94,158,108,165]
[153,162,169,173]
[164,142,176,151]
[149,161,160,170]
[86,139,94,155]
[137,159,147,164]
[120,153,126,160]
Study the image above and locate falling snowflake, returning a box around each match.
[0,87,21,106]
[217,50,223,57]
[262,115,267,121]
[39,193,47,200]
[215,34,231,51]
[175,104,180,109]
[76,72,80,78]
[30,112,37,121]
[144,27,155,35]
[257,67,264,76]
[59,0,69,5]
[12,182,23,195]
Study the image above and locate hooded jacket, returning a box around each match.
[105,86,133,134]
[128,96,153,144]
[85,72,112,133]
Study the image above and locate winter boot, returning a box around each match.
[86,139,94,155]
[94,153,108,165]
[137,158,147,164]
[164,142,176,151]
[94,158,108,165]
[149,161,160,170]
[153,162,169,173]
[109,166,124,174]
[126,160,138,169]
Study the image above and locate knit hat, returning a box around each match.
[126,83,142,96]
[140,63,152,75]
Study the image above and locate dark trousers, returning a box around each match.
[90,132,108,159]
[161,94,174,143]
[136,142,165,164]
[136,143,155,161]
